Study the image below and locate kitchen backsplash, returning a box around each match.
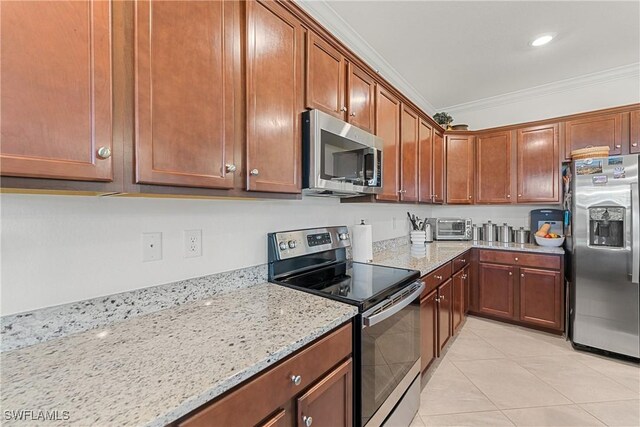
[0,194,431,316]
[431,204,559,229]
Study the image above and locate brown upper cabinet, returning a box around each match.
[432,129,446,204]
[306,32,375,133]
[400,105,420,202]
[134,0,237,189]
[346,63,376,133]
[630,110,640,154]
[446,135,475,204]
[517,123,560,203]
[246,0,303,193]
[418,119,434,203]
[0,0,113,182]
[476,131,512,204]
[564,113,624,159]
[375,86,401,202]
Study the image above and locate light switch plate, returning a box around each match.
[142,232,162,262]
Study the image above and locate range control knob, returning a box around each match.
[279,241,288,251]
[288,240,297,249]
[338,233,349,241]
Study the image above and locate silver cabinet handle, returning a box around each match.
[97,146,111,159]
[303,416,313,427]
[398,189,407,193]
[615,144,621,148]
[521,273,525,278]
[514,257,519,261]
[507,194,511,198]
[225,164,236,173]
[434,275,443,280]
[435,297,441,302]
[509,271,513,276]
[468,195,472,199]
[460,259,466,263]
[633,143,638,147]
[632,183,639,283]
[461,274,468,279]
[350,112,356,117]
[518,194,522,197]
[440,294,445,300]
[250,169,259,176]
[291,375,302,386]
[340,106,347,112]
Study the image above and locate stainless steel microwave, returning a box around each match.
[427,218,472,240]
[302,109,383,197]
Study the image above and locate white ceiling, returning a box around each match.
[320,1,640,109]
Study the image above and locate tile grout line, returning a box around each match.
[577,398,640,427]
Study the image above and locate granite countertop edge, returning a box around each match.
[150,307,357,427]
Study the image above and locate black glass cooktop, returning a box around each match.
[276,261,420,311]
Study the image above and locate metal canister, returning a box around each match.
[482,221,497,242]
[512,227,531,244]
[471,225,483,241]
[496,223,513,243]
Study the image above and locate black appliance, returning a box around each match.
[268,226,423,427]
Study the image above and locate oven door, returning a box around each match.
[360,282,424,427]
[436,219,467,240]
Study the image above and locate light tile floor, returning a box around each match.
[412,316,640,427]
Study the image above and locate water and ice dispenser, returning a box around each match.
[588,207,625,248]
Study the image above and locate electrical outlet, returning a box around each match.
[142,232,162,262]
[184,229,202,258]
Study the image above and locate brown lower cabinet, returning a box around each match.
[176,323,352,427]
[471,249,564,332]
[438,279,453,351]
[452,267,468,333]
[420,289,438,372]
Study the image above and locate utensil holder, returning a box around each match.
[410,231,426,246]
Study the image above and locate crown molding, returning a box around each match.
[440,62,640,114]
[295,0,437,115]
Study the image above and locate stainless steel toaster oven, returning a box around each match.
[427,218,472,240]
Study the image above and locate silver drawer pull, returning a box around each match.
[97,146,111,159]
[303,416,313,427]
[434,275,443,280]
[291,375,302,386]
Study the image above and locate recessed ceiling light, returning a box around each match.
[531,34,554,47]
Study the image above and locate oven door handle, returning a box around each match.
[362,282,425,328]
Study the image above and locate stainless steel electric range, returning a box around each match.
[268,226,423,427]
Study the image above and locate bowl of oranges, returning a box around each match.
[534,233,565,247]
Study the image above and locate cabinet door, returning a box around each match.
[375,86,401,201]
[1,0,112,181]
[565,113,623,157]
[135,0,236,189]
[420,290,438,372]
[297,358,353,427]
[463,265,471,314]
[478,263,515,320]
[438,279,453,351]
[446,135,475,204]
[400,105,419,202]
[418,119,434,203]
[630,110,640,154]
[432,130,446,204]
[519,268,562,330]
[346,63,375,133]
[517,124,559,203]
[452,270,464,334]
[476,132,512,203]
[306,32,345,119]
[259,408,290,427]
[246,0,303,193]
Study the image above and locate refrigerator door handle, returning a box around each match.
[632,183,639,284]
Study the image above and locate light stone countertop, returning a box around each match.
[1,282,358,427]
[373,241,564,276]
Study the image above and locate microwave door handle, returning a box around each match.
[371,149,379,187]
[632,183,639,284]
[363,282,425,328]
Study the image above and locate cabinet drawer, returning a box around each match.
[422,262,453,295]
[478,250,560,270]
[452,251,471,273]
[178,322,352,427]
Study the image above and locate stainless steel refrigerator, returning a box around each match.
[570,154,640,359]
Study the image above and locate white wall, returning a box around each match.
[0,194,432,315]
[446,73,640,130]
